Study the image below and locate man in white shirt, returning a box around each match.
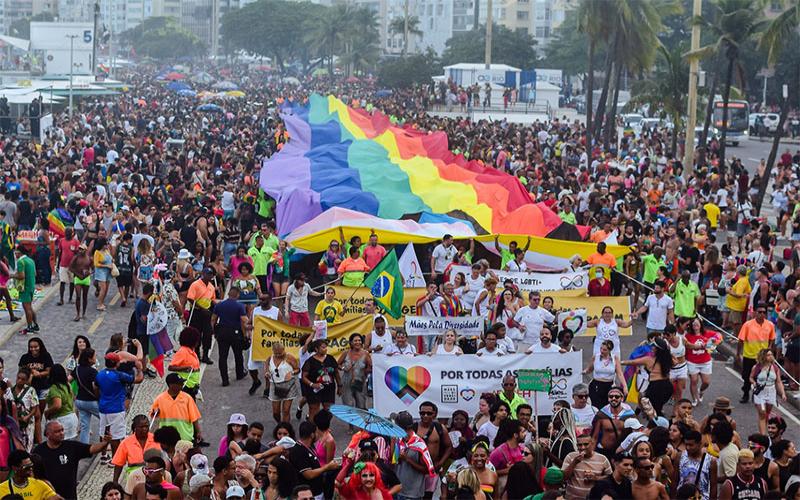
[513,291,555,351]
[476,330,505,356]
[430,234,456,285]
[526,328,561,353]
[571,383,598,430]
[633,280,674,334]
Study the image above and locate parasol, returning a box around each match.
[329,404,406,439]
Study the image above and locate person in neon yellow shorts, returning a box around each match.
[69,244,93,322]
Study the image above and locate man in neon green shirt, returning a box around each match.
[558,203,577,224]
[498,374,527,418]
[641,247,665,288]
[247,235,271,293]
[494,235,530,270]
[671,270,701,318]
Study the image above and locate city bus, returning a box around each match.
[713,99,749,146]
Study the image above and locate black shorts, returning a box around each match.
[116,274,132,287]
[786,340,800,364]
[257,275,269,293]
[272,273,288,285]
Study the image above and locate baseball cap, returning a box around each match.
[543,466,564,485]
[359,440,378,453]
[190,454,209,475]
[394,411,414,430]
[227,413,247,426]
[624,418,644,430]
[226,485,245,499]
[188,474,211,490]
[653,416,670,428]
[104,352,120,364]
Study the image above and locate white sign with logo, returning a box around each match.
[404,315,484,337]
[398,243,426,288]
[448,265,588,292]
[556,309,588,336]
[373,352,582,416]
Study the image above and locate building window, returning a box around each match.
[436,4,443,15]
[535,26,550,38]
[516,27,528,34]
[516,10,528,19]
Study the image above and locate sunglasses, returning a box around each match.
[143,467,164,474]
[503,383,515,387]
[522,451,532,457]
[575,394,588,399]
[637,464,655,470]
[419,411,434,416]
[608,394,623,399]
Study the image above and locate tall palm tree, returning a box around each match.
[389,15,423,55]
[577,0,608,149]
[754,0,799,214]
[599,0,680,151]
[692,0,767,169]
[631,43,689,155]
[342,7,381,75]
[305,5,350,77]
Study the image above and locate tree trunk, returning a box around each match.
[755,92,790,215]
[586,37,595,149]
[671,115,679,157]
[604,61,623,152]
[718,53,735,170]
[593,50,614,140]
[699,73,717,167]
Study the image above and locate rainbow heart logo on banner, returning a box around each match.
[460,388,476,401]
[385,366,431,405]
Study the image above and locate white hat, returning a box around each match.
[226,485,246,498]
[188,474,211,490]
[624,418,644,430]
[227,413,247,426]
[190,454,209,475]
[177,248,192,260]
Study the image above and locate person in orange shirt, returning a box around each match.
[111,414,160,485]
[737,305,776,403]
[591,222,612,244]
[586,242,617,268]
[186,269,218,364]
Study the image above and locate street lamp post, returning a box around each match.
[683,0,702,175]
[66,34,78,118]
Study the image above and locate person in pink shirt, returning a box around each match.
[489,418,526,488]
[228,245,254,281]
[362,233,386,270]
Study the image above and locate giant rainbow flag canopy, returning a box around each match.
[260,94,585,240]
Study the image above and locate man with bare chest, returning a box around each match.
[415,401,452,499]
[68,244,93,321]
[591,386,633,460]
[632,458,669,500]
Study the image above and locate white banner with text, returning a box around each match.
[373,352,582,417]
[448,266,588,292]
[404,315,484,337]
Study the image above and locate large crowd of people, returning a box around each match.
[0,63,795,500]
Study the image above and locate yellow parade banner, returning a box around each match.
[331,286,427,327]
[251,315,374,361]
[545,293,632,336]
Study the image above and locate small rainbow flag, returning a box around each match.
[47,208,73,237]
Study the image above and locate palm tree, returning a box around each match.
[754,0,799,214]
[691,0,767,169]
[577,0,609,149]
[342,7,381,75]
[305,5,350,77]
[389,15,423,55]
[631,43,689,155]
[599,0,680,151]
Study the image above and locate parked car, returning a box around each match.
[749,112,780,135]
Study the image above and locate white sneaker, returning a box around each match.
[691,398,699,407]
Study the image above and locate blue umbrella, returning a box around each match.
[375,89,393,97]
[177,89,197,97]
[329,404,406,438]
[196,104,224,113]
[167,81,190,91]
[212,80,239,91]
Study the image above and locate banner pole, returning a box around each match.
[533,391,539,439]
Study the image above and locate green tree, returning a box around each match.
[631,43,690,155]
[378,49,441,88]
[9,12,54,39]
[389,15,423,55]
[576,0,611,150]
[441,24,538,70]
[754,0,799,214]
[339,6,381,76]
[691,0,767,169]
[120,17,205,60]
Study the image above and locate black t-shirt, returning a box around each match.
[74,365,98,402]
[679,245,700,274]
[588,476,633,499]
[32,440,92,499]
[18,352,54,391]
[288,443,324,496]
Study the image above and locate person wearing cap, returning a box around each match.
[737,304,776,403]
[527,466,565,499]
[393,411,435,500]
[111,414,160,486]
[13,245,38,333]
[97,350,140,457]
[616,418,647,454]
[150,373,205,446]
[211,286,249,386]
[718,449,768,500]
[187,473,212,500]
[186,267,219,363]
[225,484,245,500]
[571,383,598,431]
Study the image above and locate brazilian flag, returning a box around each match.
[363,249,404,319]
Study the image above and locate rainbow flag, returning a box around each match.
[260,94,578,237]
[624,344,654,404]
[47,208,73,237]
